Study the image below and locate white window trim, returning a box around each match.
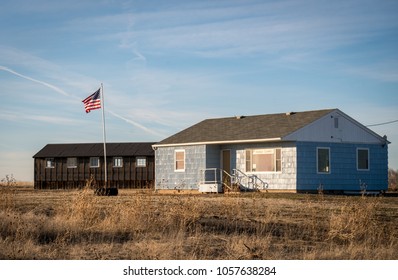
[136,157,147,167]
[113,157,123,168]
[245,148,282,173]
[45,158,55,168]
[174,149,185,172]
[317,147,331,174]
[357,148,370,171]
[90,157,100,168]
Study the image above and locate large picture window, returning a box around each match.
[317,148,330,173]
[357,148,369,171]
[245,148,281,172]
[175,150,185,171]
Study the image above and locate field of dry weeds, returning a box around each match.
[0,186,397,260]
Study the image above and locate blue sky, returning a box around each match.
[0,0,397,181]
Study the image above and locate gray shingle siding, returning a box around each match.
[155,142,298,191]
[155,145,206,190]
[233,142,297,190]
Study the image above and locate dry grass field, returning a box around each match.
[0,185,397,260]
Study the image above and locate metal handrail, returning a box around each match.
[250,174,268,190]
[221,169,235,191]
[233,169,268,191]
[200,168,268,192]
[200,168,235,191]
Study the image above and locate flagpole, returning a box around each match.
[100,83,108,187]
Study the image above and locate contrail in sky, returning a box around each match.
[108,110,165,138]
[0,65,70,96]
[1,65,163,137]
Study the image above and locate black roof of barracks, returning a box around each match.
[33,142,155,158]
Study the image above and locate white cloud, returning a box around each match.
[0,110,81,125]
[0,46,101,95]
[1,0,398,179]
[107,110,166,138]
[344,60,398,82]
[100,0,398,58]
[0,50,165,137]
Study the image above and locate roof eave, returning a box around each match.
[152,137,282,148]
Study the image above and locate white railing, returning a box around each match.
[199,168,268,192]
[200,168,221,184]
[233,169,268,191]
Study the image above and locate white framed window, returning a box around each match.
[113,157,123,168]
[245,148,281,172]
[136,157,147,167]
[90,157,100,168]
[45,158,55,168]
[175,150,185,172]
[357,148,369,171]
[317,147,330,174]
[67,157,77,168]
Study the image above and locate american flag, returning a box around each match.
[82,88,101,113]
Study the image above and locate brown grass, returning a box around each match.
[0,185,397,260]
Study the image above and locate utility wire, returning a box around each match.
[366,119,398,127]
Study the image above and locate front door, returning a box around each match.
[221,150,231,186]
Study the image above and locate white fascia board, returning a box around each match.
[152,137,282,148]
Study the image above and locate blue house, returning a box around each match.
[152,109,389,194]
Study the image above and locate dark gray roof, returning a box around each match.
[33,142,155,158]
[155,109,335,146]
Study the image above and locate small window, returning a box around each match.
[45,158,55,168]
[67,157,77,168]
[175,150,185,171]
[357,149,369,170]
[317,148,330,174]
[90,157,100,168]
[113,157,123,167]
[136,157,147,167]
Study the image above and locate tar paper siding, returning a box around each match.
[296,142,388,192]
[34,156,154,189]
